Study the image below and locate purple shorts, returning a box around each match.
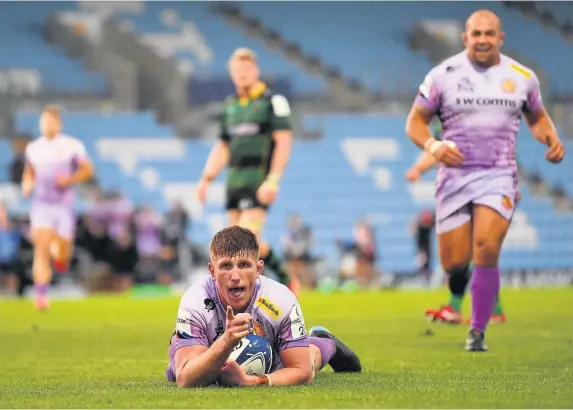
[30,203,76,240]
[436,168,517,234]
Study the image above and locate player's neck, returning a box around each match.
[43,133,59,140]
[236,81,265,99]
[466,52,501,70]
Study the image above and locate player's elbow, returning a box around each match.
[405,114,421,140]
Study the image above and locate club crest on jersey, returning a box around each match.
[204,298,215,312]
[501,79,516,94]
[252,319,266,336]
[502,196,513,211]
[256,297,281,319]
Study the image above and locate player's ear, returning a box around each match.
[461,32,468,46]
[256,259,264,277]
[208,262,216,279]
[499,31,505,45]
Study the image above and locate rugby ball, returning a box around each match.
[228,333,273,376]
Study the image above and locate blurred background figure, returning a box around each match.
[336,220,379,288]
[412,209,435,284]
[0,202,20,294]
[281,213,315,289]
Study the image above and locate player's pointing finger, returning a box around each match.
[226,305,235,320]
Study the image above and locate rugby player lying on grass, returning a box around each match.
[166,226,361,387]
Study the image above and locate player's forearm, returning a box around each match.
[268,131,292,180]
[405,113,434,150]
[527,110,557,145]
[176,339,234,388]
[202,141,230,180]
[413,151,439,174]
[71,162,94,184]
[22,166,34,185]
[262,366,313,386]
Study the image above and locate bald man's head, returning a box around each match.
[462,9,504,67]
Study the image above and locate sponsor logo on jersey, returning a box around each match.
[455,97,518,108]
[502,195,513,211]
[227,122,261,137]
[457,77,474,92]
[204,298,215,312]
[510,64,531,79]
[502,78,517,94]
[256,297,281,319]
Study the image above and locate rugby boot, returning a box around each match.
[425,305,462,324]
[35,295,50,311]
[310,326,361,372]
[465,329,488,352]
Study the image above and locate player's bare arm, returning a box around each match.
[524,108,565,164]
[21,162,35,198]
[175,306,251,388]
[257,94,293,205]
[197,141,231,204]
[406,151,439,182]
[406,104,463,168]
[57,159,94,188]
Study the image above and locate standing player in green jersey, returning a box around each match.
[406,120,507,325]
[196,48,299,296]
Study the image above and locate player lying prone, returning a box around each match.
[166,226,361,387]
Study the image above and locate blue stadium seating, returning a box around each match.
[11,111,573,272]
[237,2,573,95]
[0,2,107,93]
[535,2,573,27]
[116,2,326,95]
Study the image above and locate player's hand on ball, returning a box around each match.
[430,141,464,167]
[223,306,252,348]
[196,179,209,205]
[219,360,253,387]
[544,133,565,164]
[405,167,421,182]
[256,181,278,205]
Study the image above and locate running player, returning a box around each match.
[406,127,507,325]
[406,10,565,351]
[196,48,299,296]
[167,226,361,387]
[22,105,93,310]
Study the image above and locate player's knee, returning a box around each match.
[473,238,500,266]
[442,260,470,274]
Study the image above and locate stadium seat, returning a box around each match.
[116,2,326,95]
[0,2,108,93]
[237,2,573,95]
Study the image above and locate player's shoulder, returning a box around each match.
[59,134,85,149]
[427,52,467,78]
[254,276,298,323]
[501,54,537,81]
[266,90,291,117]
[179,276,215,314]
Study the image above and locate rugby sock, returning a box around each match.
[492,295,504,315]
[262,248,291,285]
[447,266,470,312]
[470,266,500,333]
[35,283,49,297]
[308,336,336,370]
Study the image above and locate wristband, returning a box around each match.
[265,173,281,187]
[258,374,272,386]
[424,138,443,155]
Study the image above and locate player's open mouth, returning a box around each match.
[229,287,245,298]
[475,45,491,52]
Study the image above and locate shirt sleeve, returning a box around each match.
[414,68,442,114]
[172,306,209,353]
[277,299,310,351]
[72,139,89,163]
[269,94,293,132]
[523,71,544,114]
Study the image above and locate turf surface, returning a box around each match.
[1,288,572,408]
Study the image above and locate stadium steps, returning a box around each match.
[211,3,370,110]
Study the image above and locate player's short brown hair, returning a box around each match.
[209,226,259,259]
[42,104,62,119]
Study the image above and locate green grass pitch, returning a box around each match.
[1,287,572,408]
